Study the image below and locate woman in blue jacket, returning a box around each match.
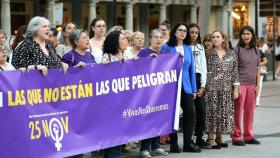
[161,22,200,153]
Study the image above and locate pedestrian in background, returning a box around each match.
[275,36,280,79]
[256,39,268,106]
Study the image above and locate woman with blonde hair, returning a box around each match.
[124,31,144,59]
[204,30,239,148]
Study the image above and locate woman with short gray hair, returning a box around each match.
[137,29,169,158]
[62,29,96,67]
[0,43,14,71]
[12,16,68,76]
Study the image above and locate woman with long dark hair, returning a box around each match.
[102,30,128,158]
[186,23,207,148]
[56,22,76,58]
[231,25,261,146]
[161,22,200,153]
[88,17,106,63]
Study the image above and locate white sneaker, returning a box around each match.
[139,150,152,158]
[150,148,168,156]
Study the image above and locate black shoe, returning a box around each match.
[232,140,246,146]
[216,142,228,148]
[169,144,181,153]
[183,144,201,153]
[215,138,228,148]
[196,138,208,147]
[245,138,260,145]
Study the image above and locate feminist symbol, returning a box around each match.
[49,118,64,151]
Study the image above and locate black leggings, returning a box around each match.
[194,73,206,139]
[170,90,196,146]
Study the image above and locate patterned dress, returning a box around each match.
[12,39,62,69]
[205,48,239,134]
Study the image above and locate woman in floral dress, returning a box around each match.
[204,30,239,149]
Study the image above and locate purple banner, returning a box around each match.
[0,53,182,158]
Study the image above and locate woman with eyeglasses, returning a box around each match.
[88,17,106,64]
[0,44,14,71]
[186,23,207,148]
[159,20,171,43]
[161,22,200,153]
[137,29,169,158]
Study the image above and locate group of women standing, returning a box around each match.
[3,14,262,158]
[162,23,261,153]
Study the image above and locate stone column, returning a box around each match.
[47,0,56,25]
[1,0,11,37]
[88,0,97,28]
[216,6,227,34]
[125,2,134,31]
[190,5,197,23]
[159,4,168,24]
[227,0,233,41]
[139,4,149,47]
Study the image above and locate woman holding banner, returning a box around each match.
[101,30,128,158]
[62,29,96,67]
[137,29,169,158]
[12,16,68,76]
[161,22,200,153]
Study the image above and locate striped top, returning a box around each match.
[234,46,260,86]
